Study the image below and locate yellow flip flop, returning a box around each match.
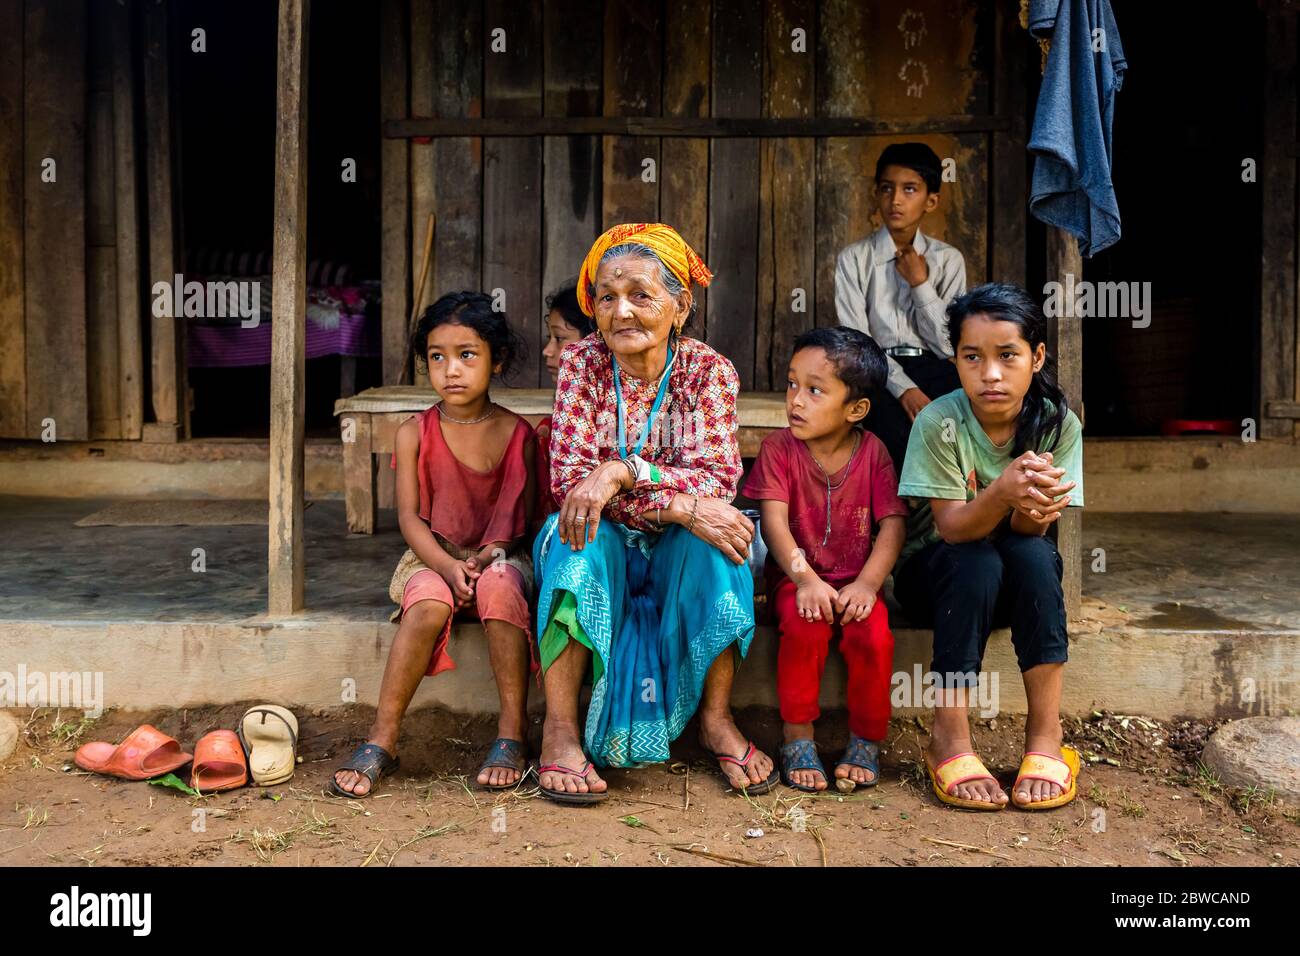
[924,750,1007,811]
[237,705,299,786]
[1011,745,1080,811]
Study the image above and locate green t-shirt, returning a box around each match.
[896,389,1085,564]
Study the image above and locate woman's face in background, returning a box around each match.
[541,310,587,385]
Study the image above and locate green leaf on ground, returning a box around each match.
[147,773,199,797]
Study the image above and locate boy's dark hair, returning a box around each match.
[545,284,596,338]
[875,142,943,194]
[791,327,888,403]
[410,291,526,381]
[945,282,1068,457]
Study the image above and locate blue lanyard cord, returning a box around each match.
[614,343,675,459]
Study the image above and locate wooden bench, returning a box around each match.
[334,385,789,534]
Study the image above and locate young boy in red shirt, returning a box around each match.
[742,328,908,792]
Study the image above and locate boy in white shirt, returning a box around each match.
[834,143,968,468]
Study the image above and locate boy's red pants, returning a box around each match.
[772,578,894,741]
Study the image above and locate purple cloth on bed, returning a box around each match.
[185,311,380,367]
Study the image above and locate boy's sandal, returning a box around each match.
[237,704,299,787]
[74,724,193,781]
[537,761,608,805]
[328,743,400,799]
[711,741,780,795]
[1011,745,1080,811]
[477,738,530,791]
[924,750,1007,811]
[779,738,828,793]
[835,734,880,792]
[190,730,249,794]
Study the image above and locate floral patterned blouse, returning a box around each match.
[549,334,743,531]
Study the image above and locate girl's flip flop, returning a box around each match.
[924,750,1007,811]
[1012,745,1080,810]
[74,724,193,781]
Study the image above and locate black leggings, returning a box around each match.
[894,533,1068,686]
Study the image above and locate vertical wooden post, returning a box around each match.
[1261,3,1297,439]
[379,0,409,388]
[142,0,184,442]
[1046,227,1083,620]
[0,0,24,438]
[25,0,88,441]
[268,0,310,615]
[112,0,144,440]
[991,1,1028,288]
[88,2,121,440]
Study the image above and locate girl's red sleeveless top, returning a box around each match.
[410,407,534,549]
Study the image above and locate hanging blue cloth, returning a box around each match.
[533,511,756,768]
[1027,0,1128,257]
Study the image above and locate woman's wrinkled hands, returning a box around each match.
[687,498,754,566]
[558,461,630,550]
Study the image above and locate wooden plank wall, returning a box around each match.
[393,0,994,391]
[0,0,147,442]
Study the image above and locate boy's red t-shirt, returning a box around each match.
[741,427,908,589]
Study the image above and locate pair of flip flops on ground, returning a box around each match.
[73,706,299,794]
[537,740,779,805]
[780,735,879,793]
[329,736,531,799]
[924,745,1080,811]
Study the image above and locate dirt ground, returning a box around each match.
[2,705,1297,867]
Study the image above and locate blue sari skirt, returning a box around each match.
[532,511,756,768]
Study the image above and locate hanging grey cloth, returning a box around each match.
[1027,0,1128,257]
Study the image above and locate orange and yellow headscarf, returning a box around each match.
[576,222,713,317]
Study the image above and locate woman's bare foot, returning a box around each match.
[1013,731,1066,806]
[333,725,398,797]
[699,712,775,790]
[925,735,1007,806]
[537,716,606,796]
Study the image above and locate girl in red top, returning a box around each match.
[536,284,596,518]
[742,328,908,793]
[331,292,537,799]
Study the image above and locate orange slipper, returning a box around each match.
[190,730,249,793]
[74,724,193,781]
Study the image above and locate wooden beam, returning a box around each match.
[25,0,89,441]
[542,0,601,338]
[268,0,310,615]
[707,0,761,388]
[1261,5,1297,438]
[815,0,874,329]
[428,0,483,296]
[385,115,1011,139]
[601,0,662,228]
[1046,227,1083,620]
[660,0,712,335]
[408,0,434,324]
[112,0,144,440]
[990,0,1028,288]
[756,0,815,390]
[483,0,543,386]
[0,0,24,438]
[143,0,183,441]
[88,3,121,440]
[379,0,409,387]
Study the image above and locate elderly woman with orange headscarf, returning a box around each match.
[531,223,778,803]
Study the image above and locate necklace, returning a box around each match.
[613,344,675,459]
[808,429,862,547]
[436,401,496,425]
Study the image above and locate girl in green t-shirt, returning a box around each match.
[894,282,1083,813]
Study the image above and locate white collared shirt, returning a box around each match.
[833,226,967,398]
